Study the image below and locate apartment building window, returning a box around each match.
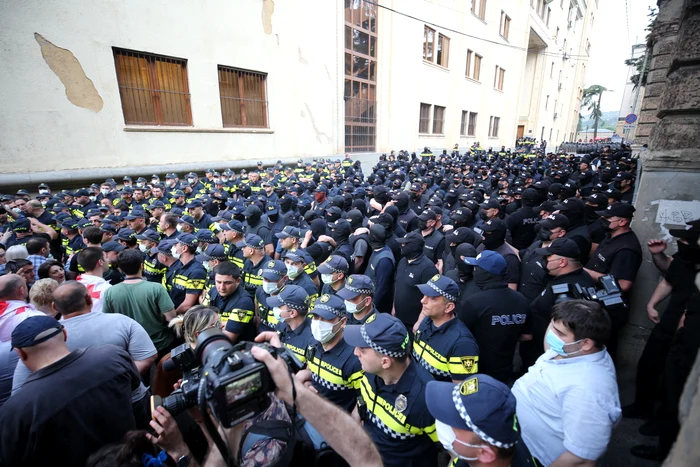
[465,50,482,81]
[488,116,500,137]
[546,7,551,26]
[113,48,192,126]
[494,66,505,91]
[436,34,450,67]
[419,103,431,133]
[468,112,478,136]
[218,66,268,128]
[460,111,469,136]
[433,105,446,134]
[471,0,487,21]
[499,11,511,40]
[423,26,435,62]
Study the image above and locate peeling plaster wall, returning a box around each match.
[0,0,339,175]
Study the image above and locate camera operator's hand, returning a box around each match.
[254,331,283,348]
[250,345,297,405]
[147,406,192,462]
[295,368,318,393]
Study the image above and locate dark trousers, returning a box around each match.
[657,340,693,455]
[633,325,674,410]
[606,308,630,362]
[133,391,152,430]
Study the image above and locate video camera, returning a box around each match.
[151,329,304,428]
[551,274,627,311]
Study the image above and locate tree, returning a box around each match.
[624,8,657,88]
[581,85,608,140]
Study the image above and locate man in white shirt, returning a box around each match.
[76,246,111,313]
[512,299,621,466]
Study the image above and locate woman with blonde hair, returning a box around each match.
[28,278,60,317]
[152,306,223,398]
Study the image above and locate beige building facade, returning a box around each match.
[0,0,597,184]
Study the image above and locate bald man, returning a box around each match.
[0,316,140,466]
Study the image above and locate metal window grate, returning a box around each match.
[218,66,268,128]
[113,48,192,126]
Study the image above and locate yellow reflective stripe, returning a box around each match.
[72,209,85,218]
[425,423,437,442]
[245,274,263,286]
[229,256,244,268]
[412,340,449,373]
[308,356,348,387]
[173,276,189,287]
[359,377,425,436]
[283,342,306,363]
[228,308,254,323]
[347,370,364,389]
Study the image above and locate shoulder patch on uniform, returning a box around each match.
[395,395,407,413]
[459,377,479,396]
[460,356,476,371]
[365,313,376,324]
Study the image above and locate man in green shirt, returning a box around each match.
[102,248,177,359]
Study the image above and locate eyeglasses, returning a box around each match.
[201,320,222,332]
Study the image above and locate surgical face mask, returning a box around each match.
[171,247,181,260]
[138,244,148,253]
[176,224,183,232]
[321,273,338,285]
[344,297,367,314]
[101,189,110,196]
[221,177,229,183]
[213,178,220,184]
[89,196,97,202]
[286,264,300,279]
[188,178,196,185]
[311,319,340,344]
[262,280,281,295]
[137,182,145,188]
[39,189,49,195]
[546,328,584,357]
[196,246,203,254]
[202,261,212,272]
[272,306,286,322]
[435,419,486,461]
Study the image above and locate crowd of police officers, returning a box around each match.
[1,140,699,466]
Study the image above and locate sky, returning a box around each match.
[585,0,657,113]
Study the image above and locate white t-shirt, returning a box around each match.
[76,274,111,314]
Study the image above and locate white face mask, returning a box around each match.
[137,182,145,188]
[187,178,196,185]
[262,280,280,295]
[39,189,49,195]
[171,247,181,259]
[435,419,486,462]
[101,189,110,196]
[321,273,337,285]
[311,319,340,344]
[176,224,183,232]
[286,264,300,279]
[196,246,203,254]
[344,297,366,314]
[138,244,148,253]
[213,178,221,184]
[202,261,211,272]
[89,196,97,202]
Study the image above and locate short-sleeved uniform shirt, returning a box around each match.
[169,258,207,309]
[242,254,273,295]
[276,318,315,364]
[585,230,642,285]
[288,273,319,307]
[307,339,363,412]
[358,362,438,467]
[254,286,279,333]
[209,285,256,342]
[412,317,480,381]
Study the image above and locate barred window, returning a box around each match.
[218,66,268,128]
[113,48,192,126]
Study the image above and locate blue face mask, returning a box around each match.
[546,328,584,357]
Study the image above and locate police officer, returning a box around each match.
[219,219,245,269]
[337,274,377,325]
[584,203,642,358]
[197,244,228,304]
[307,293,364,412]
[413,274,480,382]
[317,255,349,296]
[394,231,439,329]
[426,375,534,467]
[282,249,319,305]
[418,209,445,270]
[458,251,529,384]
[553,197,592,262]
[344,313,438,467]
[186,200,212,232]
[243,205,273,256]
[478,219,520,290]
[365,225,395,314]
[505,188,541,250]
[266,284,314,363]
[136,230,166,284]
[168,234,207,315]
[522,239,596,370]
[205,262,255,344]
[238,234,273,295]
[256,259,288,333]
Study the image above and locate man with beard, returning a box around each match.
[458,251,529,384]
[393,231,439,329]
[364,225,395,314]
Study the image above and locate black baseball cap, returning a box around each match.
[535,238,581,259]
[539,213,569,230]
[596,203,636,219]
